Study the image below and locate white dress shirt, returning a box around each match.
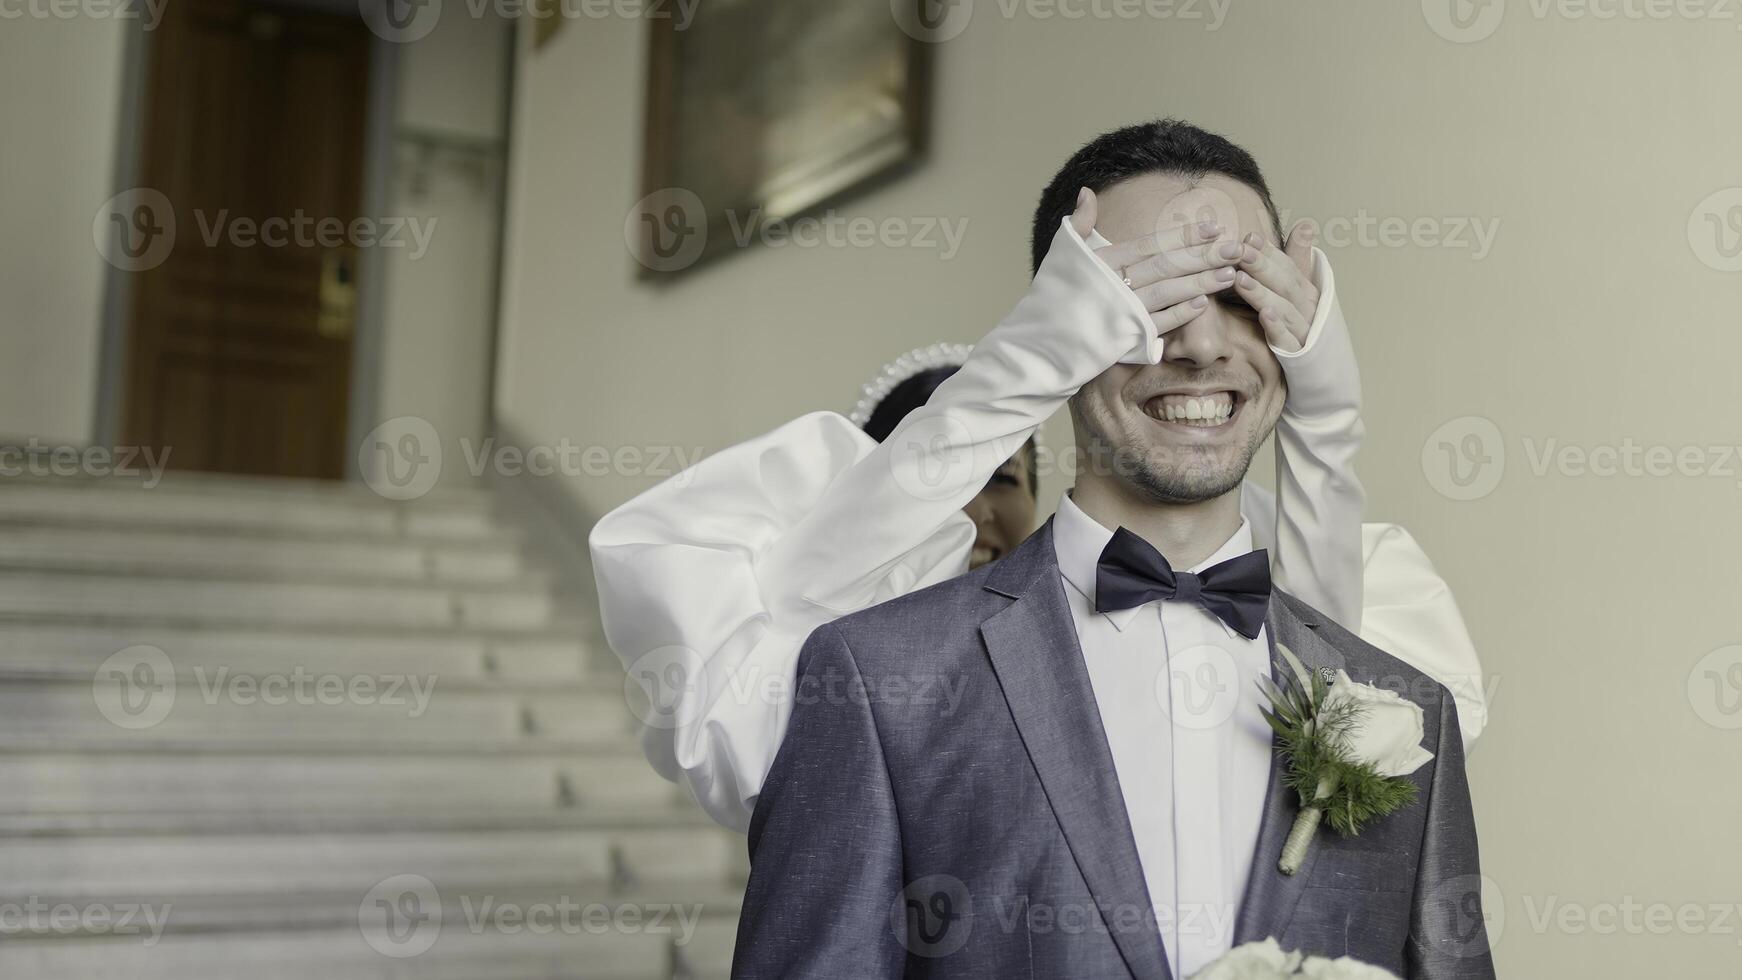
[588,215,1487,832]
[1050,493,1275,978]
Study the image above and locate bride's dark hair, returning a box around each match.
[860,367,1038,498]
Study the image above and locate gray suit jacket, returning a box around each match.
[732,520,1495,980]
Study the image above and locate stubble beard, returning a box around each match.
[1073,400,1267,505]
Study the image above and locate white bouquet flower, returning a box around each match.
[1190,939,1401,980]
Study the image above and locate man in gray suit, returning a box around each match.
[731,121,1495,980]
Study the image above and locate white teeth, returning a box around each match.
[1150,393,1236,426]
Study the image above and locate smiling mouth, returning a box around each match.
[1142,391,1241,429]
[970,543,1003,567]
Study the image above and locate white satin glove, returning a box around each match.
[591,218,1487,832]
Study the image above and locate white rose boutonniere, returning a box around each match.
[1189,940,1401,980]
[1257,644,1434,875]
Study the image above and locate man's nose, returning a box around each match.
[1161,303,1236,369]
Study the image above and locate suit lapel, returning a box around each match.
[980,521,1174,980]
[1233,594,1340,947]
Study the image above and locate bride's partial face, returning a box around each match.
[1070,173,1287,504]
[962,443,1036,568]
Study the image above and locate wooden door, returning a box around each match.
[120,0,371,479]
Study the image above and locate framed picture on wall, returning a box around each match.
[633,0,933,278]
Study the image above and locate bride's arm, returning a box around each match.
[589,211,1161,831]
[1265,244,1367,635]
[1237,244,1488,749]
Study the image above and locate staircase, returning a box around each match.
[0,473,743,979]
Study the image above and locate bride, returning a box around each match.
[589,189,1487,832]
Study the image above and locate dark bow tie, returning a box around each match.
[1093,527,1271,639]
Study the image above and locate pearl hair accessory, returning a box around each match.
[847,342,973,429]
[847,341,1045,456]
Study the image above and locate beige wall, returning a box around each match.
[363,10,512,487]
[496,6,1742,977]
[0,18,129,446]
[0,12,507,479]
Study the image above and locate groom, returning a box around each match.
[730,121,1495,980]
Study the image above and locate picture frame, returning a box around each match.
[634,1,933,278]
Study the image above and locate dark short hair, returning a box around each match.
[861,366,1039,498]
[1030,118,1285,275]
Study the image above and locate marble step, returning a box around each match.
[0,881,743,936]
[0,679,635,745]
[0,826,740,896]
[0,523,534,585]
[0,913,739,980]
[0,749,685,816]
[0,622,590,683]
[2,468,496,505]
[0,480,506,540]
[0,804,718,836]
[0,569,561,631]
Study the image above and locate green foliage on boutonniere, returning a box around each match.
[1258,644,1421,875]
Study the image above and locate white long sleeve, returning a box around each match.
[1237,248,1488,747]
[1260,247,1367,637]
[1244,481,1488,749]
[590,217,1156,831]
[590,219,1486,833]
